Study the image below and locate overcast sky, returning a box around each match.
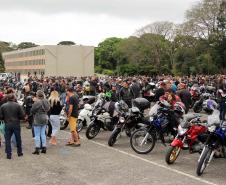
[0,0,198,46]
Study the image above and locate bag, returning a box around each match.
[0,121,5,135]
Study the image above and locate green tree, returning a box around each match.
[0,41,15,72]
[57,41,76,45]
[95,37,123,74]
[17,42,38,49]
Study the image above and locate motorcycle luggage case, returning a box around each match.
[133,98,150,111]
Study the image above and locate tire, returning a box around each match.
[60,120,69,130]
[86,122,101,139]
[108,128,121,147]
[193,105,202,113]
[130,128,156,154]
[196,147,212,176]
[77,120,83,133]
[165,146,181,164]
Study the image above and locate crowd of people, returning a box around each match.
[0,74,226,159]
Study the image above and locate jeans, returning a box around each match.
[49,115,60,136]
[33,125,47,148]
[220,102,226,121]
[5,124,22,157]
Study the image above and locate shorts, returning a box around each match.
[69,116,77,132]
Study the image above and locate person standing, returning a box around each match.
[31,90,50,155]
[66,87,80,146]
[0,93,25,159]
[177,83,192,114]
[48,90,62,145]
[119,80,134,108]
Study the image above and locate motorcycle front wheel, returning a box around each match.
[108,128,121,147]
[165,146,181,164]
[196,146,212,176]
[86,122,101,139]
[60,120,69,130]
[77,119,84,133]
[130,129,156,154]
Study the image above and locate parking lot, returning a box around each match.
[0,124,226,185]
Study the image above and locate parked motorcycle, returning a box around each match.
[86,94,117,139]
[108,98,151,147]
[165,114,207,164]
[196,109,225,176]
[193,93,216,113]
[60,95,96,131]
[130,100,184,154]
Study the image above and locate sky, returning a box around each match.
[0,0,198,46]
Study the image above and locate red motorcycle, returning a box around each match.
[165,117,207,164]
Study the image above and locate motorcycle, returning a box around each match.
[165,114,207,164]
[130,100,184,154]
[60,95,96,131]
[193,93,216,113]
[196,109,225,176]
[86,94,117,139]
[108,99,149,147]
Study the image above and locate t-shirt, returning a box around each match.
[69,95,79,118]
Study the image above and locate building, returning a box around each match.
[2,45,94,77]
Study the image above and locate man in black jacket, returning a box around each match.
[0,93,25,159]
[119,80,134,108]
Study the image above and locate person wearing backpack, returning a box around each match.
[31,90,50,155]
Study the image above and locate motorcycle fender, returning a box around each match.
[171,138,183,148]
[78,115,85,121]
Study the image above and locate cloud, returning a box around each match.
[1,0,198,21]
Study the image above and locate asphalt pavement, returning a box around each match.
[0,124,225,185]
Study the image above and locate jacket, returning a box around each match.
[0,101,25,126]
[31,99,50,126]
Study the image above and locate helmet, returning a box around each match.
[203,99,217,114]
[173,102,185,114]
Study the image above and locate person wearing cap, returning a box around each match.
[0,93,25,159]
[31,90,50,155]
[66,87,80,146]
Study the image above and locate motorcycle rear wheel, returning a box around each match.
[130,129,156,154]
[86,122,101,139]
[196,147,212,176]
[165,146,181,164]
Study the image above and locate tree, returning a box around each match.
[182,0,222,39]
[17,42,38,49]
[0,41,15,72]
[95,37,123,74]
[57,41,76,45]
[134,21,177,40]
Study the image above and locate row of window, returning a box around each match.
[7,69,45,75]
[4,49,45,59]
[5,59,45,67]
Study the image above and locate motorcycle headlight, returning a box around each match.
[149,117,154,122]
[119,117,125,123]
[208,125,216,132]
[178,125,187,136]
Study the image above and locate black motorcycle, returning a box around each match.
[108,98,150,147]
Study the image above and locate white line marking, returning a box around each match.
[61,130,217,185]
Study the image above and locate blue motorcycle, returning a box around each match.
[130,101,181,154]
[196,122,226,176]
